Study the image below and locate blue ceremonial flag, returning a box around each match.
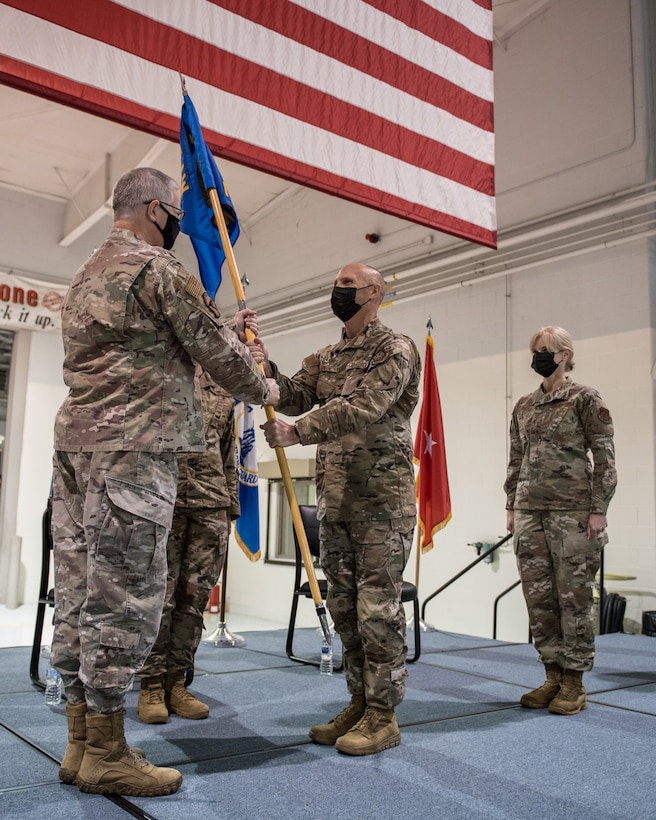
[179,93,240,300]
[234,401,260,562]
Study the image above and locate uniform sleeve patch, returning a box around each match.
[184,275,204,300]
[203,292,221,318]
[599,407,612,423]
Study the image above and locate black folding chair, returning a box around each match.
[402,580,421,664]
[29,502,54,690]
[285,504,342,669]
[285,505,420,666]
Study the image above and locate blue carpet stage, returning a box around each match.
[1,628,655,819]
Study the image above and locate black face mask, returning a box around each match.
[331,286,363,322]
[531,351,559,378]
[155,211,181,250]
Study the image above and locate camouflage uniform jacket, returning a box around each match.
[270,318,421,523]
[54,229,268,452]
[176,371,239,515]
[504,378,616,513]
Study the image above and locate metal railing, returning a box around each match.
[421,537,618,641]
[492,580,523,640]
[420,533,513,629]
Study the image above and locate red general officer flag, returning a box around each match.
[413,335,452,552]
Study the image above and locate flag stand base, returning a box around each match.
[203,622,246,647]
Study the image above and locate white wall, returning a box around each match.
[14,332,67,604]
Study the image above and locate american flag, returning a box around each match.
[0,0,495,246]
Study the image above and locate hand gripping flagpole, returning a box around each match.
[207,187,332,646]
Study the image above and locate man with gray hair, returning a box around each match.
[50,167,278,797]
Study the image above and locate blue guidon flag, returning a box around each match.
[179,92,240,300]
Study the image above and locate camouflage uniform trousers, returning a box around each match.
[140,507,229,679]
[514,509,606,672]
[320,516,415,709]
[50,450,177,713]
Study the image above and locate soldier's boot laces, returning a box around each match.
[334,706,401,756]
[548,669,587,715]
[137,678,169,724]
[520,664,562,709]
[166,672,210,720]
[309,694,366,746]
[76,709,182,797]
[60,702,144,785]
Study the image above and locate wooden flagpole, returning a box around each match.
[205,186,331,644]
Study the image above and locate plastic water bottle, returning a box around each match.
[320,639,333,676]
[44,665,62,705]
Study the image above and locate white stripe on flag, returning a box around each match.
[115,0,493,162]
[419,0,493,39]
[288,0,493,99]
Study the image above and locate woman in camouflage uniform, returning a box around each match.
[505,326,617,715]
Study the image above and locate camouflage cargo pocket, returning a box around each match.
[550,511,602,557]
[90,623,144,688]
[97,476,174,576]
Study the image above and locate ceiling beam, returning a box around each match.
[59,133,169,247]
[494,0,556,48]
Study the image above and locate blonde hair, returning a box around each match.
[529,326,575,372]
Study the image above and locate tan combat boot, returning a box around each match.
[309,694,366,746]
[138,677,169,724]
[520,664,562,708]
[76,709,182,796]
[60,702,145,784]
[548,669,587,715]
[334,706,401,756]
[165,671,210,720]
[59,702,88,784]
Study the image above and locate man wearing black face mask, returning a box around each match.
[142,197,182,250]
[505,326,616,717]
[259,263,421,756]
[49,167,277,798]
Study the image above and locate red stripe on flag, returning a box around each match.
[3,0,493,193]
[0,56,178,134]
[413,335,452,551]
[0,54,496,247]
[361,0,492,69]
[210,0,493,129]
